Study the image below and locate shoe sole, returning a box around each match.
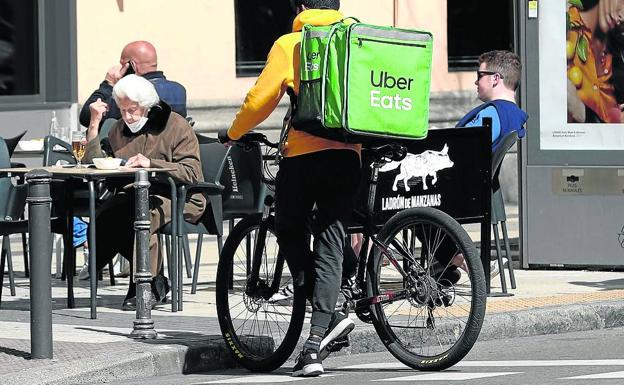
[319,318,355,355]
[292,363,324,377]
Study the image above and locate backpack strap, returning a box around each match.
[276,87,298,163]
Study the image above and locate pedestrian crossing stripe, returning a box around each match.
[372,372,522,381]
[343,359,624,370]
[200,374,337,383]
[563,371,624,380]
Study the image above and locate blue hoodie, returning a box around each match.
[456,100,528,153]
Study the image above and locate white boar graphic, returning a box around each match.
[379,144,454,191]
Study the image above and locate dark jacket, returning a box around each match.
[79,71,187,128]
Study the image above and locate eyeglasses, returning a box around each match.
[476,70,504,80]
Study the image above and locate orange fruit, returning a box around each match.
[568,66,583,88]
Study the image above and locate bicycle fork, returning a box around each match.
[245,198,284,300]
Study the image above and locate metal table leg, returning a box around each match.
[64,181,75,309]
[88,180,97,319]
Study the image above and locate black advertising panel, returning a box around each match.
[361,126,491,225]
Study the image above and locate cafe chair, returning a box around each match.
[42,136,115,288]
[2,131,29,277]
[188,137,268,296]
[158,140,230,311]
[160,132,218,282]
[0,137,66,307]
[491,131,520,294]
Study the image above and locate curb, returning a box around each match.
[4,300,624,384]
[0,337,236,385]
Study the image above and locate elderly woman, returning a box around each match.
[85,74,205,310]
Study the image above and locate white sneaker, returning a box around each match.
[268,284,294,305]
[78,264,90,280]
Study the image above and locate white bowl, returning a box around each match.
[18,139,44,151]
[93,157,123,170]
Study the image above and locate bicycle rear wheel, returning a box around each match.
[216,214,306,372]
[367,207,486,371]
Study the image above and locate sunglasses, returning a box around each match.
[477,70,504,80]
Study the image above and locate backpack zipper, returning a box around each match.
[357,37,426,48]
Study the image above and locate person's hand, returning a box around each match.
[104,62,130,86]
[125,153,151,168]
[217,128,233,147]
[598,0,624,33]
[87,98,108,140]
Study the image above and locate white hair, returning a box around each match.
[112,74,159,108]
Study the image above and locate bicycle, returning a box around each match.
[215,132,486,373]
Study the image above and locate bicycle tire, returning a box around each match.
[216,214,306,372]
[367,207,486,371]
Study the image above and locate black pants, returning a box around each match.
[93,193,168,301]
[274,149,361,336]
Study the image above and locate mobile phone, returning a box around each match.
[124,61,136,76]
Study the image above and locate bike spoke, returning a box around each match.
[373,213,482,364]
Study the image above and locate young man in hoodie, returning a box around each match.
[457,50,528,152]
[440,50,528,282]
[222,0,360,377]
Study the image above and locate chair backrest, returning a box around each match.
[3,130,27,157]
[99,118,117,140]
[0,138,14,219]
[199,142,230,186]
[491,131,519,192]
[43,135,75,166]
[220,142,267,219]
[490,131,520,223]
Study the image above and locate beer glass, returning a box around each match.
[71,130,86,167]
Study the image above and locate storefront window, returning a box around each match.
[0,0,39,96]
[447,0,514,70]
[234,0,296,77]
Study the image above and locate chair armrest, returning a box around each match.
[187,181,225,196]
[171,181,224,223]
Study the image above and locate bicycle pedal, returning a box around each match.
[328,336,350,352]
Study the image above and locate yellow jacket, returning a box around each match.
[227,9,361,158]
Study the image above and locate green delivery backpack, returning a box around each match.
[291,20,433,142]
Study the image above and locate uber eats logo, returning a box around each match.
[370,70,413,111]
[305,51,320,71]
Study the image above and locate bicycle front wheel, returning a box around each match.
[367,207,486,371]
[216,214,306,372]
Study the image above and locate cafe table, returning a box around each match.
[0,165,177,321]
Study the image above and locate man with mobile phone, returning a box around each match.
[79,40,187,129]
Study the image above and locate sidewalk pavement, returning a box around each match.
[2,224,624,384]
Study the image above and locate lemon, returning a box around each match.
[568,66,583,88]
[566,40,576,60]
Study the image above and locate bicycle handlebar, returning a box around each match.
[217,129,279,149]
[364,143,407,163]
[236,132,279,149]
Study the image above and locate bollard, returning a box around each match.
[26,169,53,359]
[131,169,157,339]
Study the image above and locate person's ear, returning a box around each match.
[493,73,502,86]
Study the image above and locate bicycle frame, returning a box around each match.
[243,145,418,311]
[347,157,419,311]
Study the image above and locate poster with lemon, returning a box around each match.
[540,0,624,150]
